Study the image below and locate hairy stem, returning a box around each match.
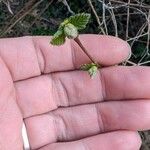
[74,37,96,63]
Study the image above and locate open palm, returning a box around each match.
[0,35,149,150]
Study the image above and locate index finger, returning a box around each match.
[0,35,130,81]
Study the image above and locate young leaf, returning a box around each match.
[68,13,91,30]
[88,65,98,78]
[50,29,66,45]
[81,63,99,78]
[50,13,91,46]
[64,23,78,39]
[81,63,95,71]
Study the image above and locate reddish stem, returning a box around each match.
[74,37,96,64]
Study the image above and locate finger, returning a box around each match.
[15,66,150,118]
[0,35,130,81]
[40,131,141,150]
[24,100,150,148]
[0,57,23,149]
[39,131,141,150]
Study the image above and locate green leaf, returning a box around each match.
[50,29,66,46]
[81,63,95,71]
[88,65,98,78]
[80,63,99,78]
[60,19,69,28]
[68,13,91,30]
[50,13,91,45]
[64,23,78,39]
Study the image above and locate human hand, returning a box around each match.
[0,35,149,150]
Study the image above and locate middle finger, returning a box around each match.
[15,66,150,118]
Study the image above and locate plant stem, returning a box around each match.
[74,37,96,63]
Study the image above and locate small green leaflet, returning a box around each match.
[50,13,98,79]
[68,13,91,30]
[81,63,99,78]
[50,29,65,45]
[50,13,91,46]
[64,23,78,39]
[88,66,98,78]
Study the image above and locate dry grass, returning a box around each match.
[86,0,150,67]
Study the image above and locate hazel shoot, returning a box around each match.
[50,13,100,78]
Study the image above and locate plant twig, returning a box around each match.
[102,0,108,35]
[74,37,96,63]
[146,10,150,54]
[126,60,137,66]
[110,0,150,9]
[108,1,118,36]
[87,0,106,34]
[138,60,150,66]
[60,0,75,15]
[0,0,45,37]
[3,0,13,14]
[130,22,147,47]
[29,0,54,28]
[127,33,148,41]
[125,0,130,40]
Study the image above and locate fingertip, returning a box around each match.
[125,131,142,149]
[111,35,132,63]
[109,35,132,63]
[105,131,142,150]
[78,34,132,66]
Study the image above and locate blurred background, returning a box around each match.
[0,0,150,149]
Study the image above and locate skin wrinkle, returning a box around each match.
[52,115,58,142]
[98,70,107,101]
[72,73,84,104]
[47,74,58,111]
[101,68,112,101]
[50,74,60,109]
[50,111,68,142]
[58,112,69,141]
[53,75,69,107]
[69,106,84,141]
[36,43,46,74]
[70,39,76,69]
[122,71,129,99]
[81,140,90,150]
[51,75,61,108]
[59,78,70,107]
[94,104,104,133]
[47,103,107,143]
[116,68,129,100]
[35,143,51,150]
[70,110,79,141]
[47,113,58,143]
[97,103,106,133]
[32,37,44,74]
